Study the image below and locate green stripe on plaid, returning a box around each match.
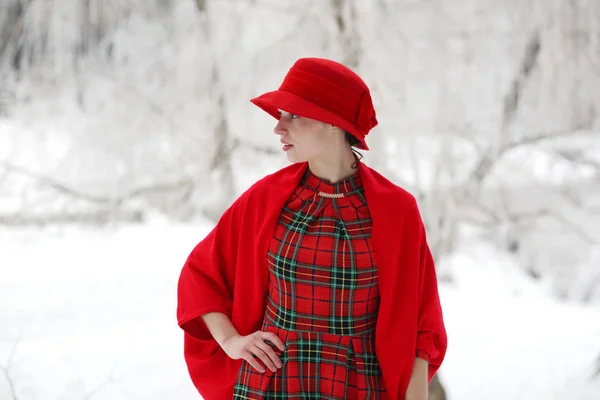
[268,252,377,287]
[235,169,385,398]
[264,301,378,326]
[233,329,385,399]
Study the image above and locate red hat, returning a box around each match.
[250,57,377,150]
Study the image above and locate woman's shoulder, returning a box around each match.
[360,164,425,230]
[361,163,418,205]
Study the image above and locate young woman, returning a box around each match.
[177,57,447,400]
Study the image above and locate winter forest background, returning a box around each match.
[1,0,599,399]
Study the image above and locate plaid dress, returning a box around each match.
[233,169,386,399]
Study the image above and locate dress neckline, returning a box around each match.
[303,169,362,198]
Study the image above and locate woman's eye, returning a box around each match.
[278,111,299,119]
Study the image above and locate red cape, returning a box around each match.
[177,161,447,400]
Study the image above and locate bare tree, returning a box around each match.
[193,0,236,221]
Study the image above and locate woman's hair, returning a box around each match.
[344,131,363,168]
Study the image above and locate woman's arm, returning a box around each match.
[405,357,429,400]
[201,312,240,346]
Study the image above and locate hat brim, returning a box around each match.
[250,89,369,150]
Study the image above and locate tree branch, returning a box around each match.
[1,339,21,400]
[0,160,194,205]
[0,160,112,204]
[467,128,585,185]
[502,31,541,129]
[0,365,18,400]
[553,149,600,173]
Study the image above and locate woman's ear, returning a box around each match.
[329,125,344,136]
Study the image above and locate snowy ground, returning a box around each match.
[1,219,599,400]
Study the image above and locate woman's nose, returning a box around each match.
[273,119,287,135]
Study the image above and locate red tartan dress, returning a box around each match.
[233,169,386,399]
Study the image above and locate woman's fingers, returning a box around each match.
[255,339,283,369]
[242,351,265,373]
[239,331,286,374]
[250,344,278,372]
[261,331,286,351]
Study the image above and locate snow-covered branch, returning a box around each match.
[0,340,20,400]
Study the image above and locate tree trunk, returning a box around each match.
[331,0,361,68]
[0,0,25,71]
[196,1,236,220]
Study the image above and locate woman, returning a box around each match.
[177,57,447,400]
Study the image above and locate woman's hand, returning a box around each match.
[200,313,285,373]
[221,331,286,373]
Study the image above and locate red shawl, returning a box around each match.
[177,161,447,400]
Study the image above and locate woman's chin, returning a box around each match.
[286,152,303,163]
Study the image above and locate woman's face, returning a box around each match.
[274,110,334,163]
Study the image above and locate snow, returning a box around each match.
[1,221,599,400]
[0,219,205,400]
[1,1,599,398]
[439,242,600,400]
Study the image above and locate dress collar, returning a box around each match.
[303,168,363,198]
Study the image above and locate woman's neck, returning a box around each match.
[308,147,358,183]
